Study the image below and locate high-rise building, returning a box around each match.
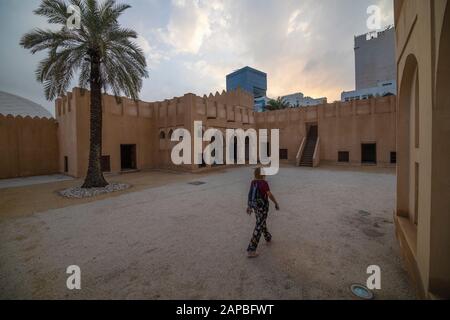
[281,92,327,107]
[341,26,397,101]
[355,26,396,90]
[226,66,267,112]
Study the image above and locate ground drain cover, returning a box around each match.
[350,284,374,300]
[188,181,206,186]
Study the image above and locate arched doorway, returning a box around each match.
[397,54,420,226]
[429,1,450,298]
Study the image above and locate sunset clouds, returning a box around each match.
[0,0,394,114]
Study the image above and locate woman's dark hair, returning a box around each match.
[254,167,265,180]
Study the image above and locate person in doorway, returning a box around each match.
[246,166,280,258]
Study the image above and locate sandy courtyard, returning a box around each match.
[0,166,415,299]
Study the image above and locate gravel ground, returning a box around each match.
[0,166,416,299]
[58,183,131,199]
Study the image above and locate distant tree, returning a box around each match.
[266,97,290,111]
[20,0,148,188]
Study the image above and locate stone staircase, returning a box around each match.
[299,126,318,167]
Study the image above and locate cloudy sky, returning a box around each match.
[0,0,394,115]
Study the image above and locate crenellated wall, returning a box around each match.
[255,96,397,167]
[56,87,255,176]
[0,114,58,179]
[54,85,397,178]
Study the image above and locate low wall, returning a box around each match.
[0,115,59,179]
[56,88,256,177]
[319,96,397,167]
[255,96,397,167]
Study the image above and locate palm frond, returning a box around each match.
[266,97,290,111]
[21,0,149,101]
[34,0,70,25]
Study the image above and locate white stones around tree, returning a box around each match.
[58,182,130,199]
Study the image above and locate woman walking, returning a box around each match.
[247,167,280,258]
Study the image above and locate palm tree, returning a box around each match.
[20,0,148,188]
[266,97,290,111]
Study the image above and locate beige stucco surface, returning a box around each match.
[255,96,397,167]
[56,87,397,179]
[0,115,58,179]
[394,0,450,299]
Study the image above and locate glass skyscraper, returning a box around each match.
[226,66,267,112]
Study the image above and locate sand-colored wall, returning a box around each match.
[57,87,396,177]
[255,107,308,163]
[255,96,397,167]
[56,87,255,176]
[319,97,396,166]
[56,91,79,177]
[0,115,58,179]
[188,90,256,170]
[394,0,450,299]
[57,88,160,177]
[145,89,253,172]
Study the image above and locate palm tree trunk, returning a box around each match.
[82,54,108,188]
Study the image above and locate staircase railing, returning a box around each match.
[313,137,320,167]
[296,137,306,166]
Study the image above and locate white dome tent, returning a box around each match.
[0,91,52,119]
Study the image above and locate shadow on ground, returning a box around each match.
[0,166,416,299]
